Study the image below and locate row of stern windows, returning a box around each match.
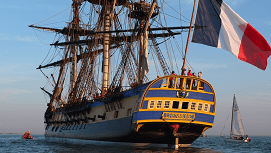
[145,100,213,113]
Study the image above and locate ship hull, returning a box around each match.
[45,120,204,146]
[45,75,216,147]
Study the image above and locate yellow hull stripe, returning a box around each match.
[135,119,214,126]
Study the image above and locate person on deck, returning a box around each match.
[198,71,204,89]
[187,69,192,76]
[192,73,196,88]
[181,68,186,75]
[198,71,202,78]
[186,69,192,88]
[169,71,175,88]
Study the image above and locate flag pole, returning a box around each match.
[181,0,197,75]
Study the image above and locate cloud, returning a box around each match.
[0,88,33,102]
[0,33,38,42]
[15,36,38,42]
[0,76,32,84]
[0,64,40,84]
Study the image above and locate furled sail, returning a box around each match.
[141,30,149,80]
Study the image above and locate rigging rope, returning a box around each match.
[221,111,231,136]
[33,6,71,26]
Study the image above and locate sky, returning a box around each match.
[0,0,270,136]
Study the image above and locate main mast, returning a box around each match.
[70,0,81,89]
[102,4,111,94]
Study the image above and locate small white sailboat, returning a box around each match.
[221,94,250,142]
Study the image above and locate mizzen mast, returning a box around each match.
[181,0,197,74]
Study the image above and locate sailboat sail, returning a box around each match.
[231,95,245,136]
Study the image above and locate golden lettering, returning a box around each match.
[162,112,195,120]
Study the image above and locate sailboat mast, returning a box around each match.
[70,0,81,89]
[230,94,235,137]
[181,0,197,74]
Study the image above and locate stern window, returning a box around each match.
[157,101,162,109]
[204,104,209,112]
[164,101,170,109]
[198,103,203,111]
[172,101,179,109]
[149,101,155,109]
[191,102,196,110]
[182,102,189,109]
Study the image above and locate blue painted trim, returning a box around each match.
[186,92,214,102]
[85,83,149,109]
[142,101,148,109]
[150,80,163,88]
[204,83,212,92]
[210,105,214,113]
[146,90,176,98]
[145,90,214,102]
[133,111,214,124]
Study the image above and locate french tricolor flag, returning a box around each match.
[192,0,271,70]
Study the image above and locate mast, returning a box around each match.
[137,0,157,83]
[230,94,235,137]
[70,0,81,89]
[181,0,197,74]
[102,4,111,94]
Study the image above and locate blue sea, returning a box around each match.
[1,135,270,153]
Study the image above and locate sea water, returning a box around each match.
[0,135,270,153]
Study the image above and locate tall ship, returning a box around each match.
[30,0,217,148]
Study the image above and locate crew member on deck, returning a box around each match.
[198,71,202,78]
[192,73,196,88]
[198,71,204,89]
[186,69,192,88]
[169,71,175,88]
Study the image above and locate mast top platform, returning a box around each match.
[129,1,159,20]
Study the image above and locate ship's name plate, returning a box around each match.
[162,112,195,120]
